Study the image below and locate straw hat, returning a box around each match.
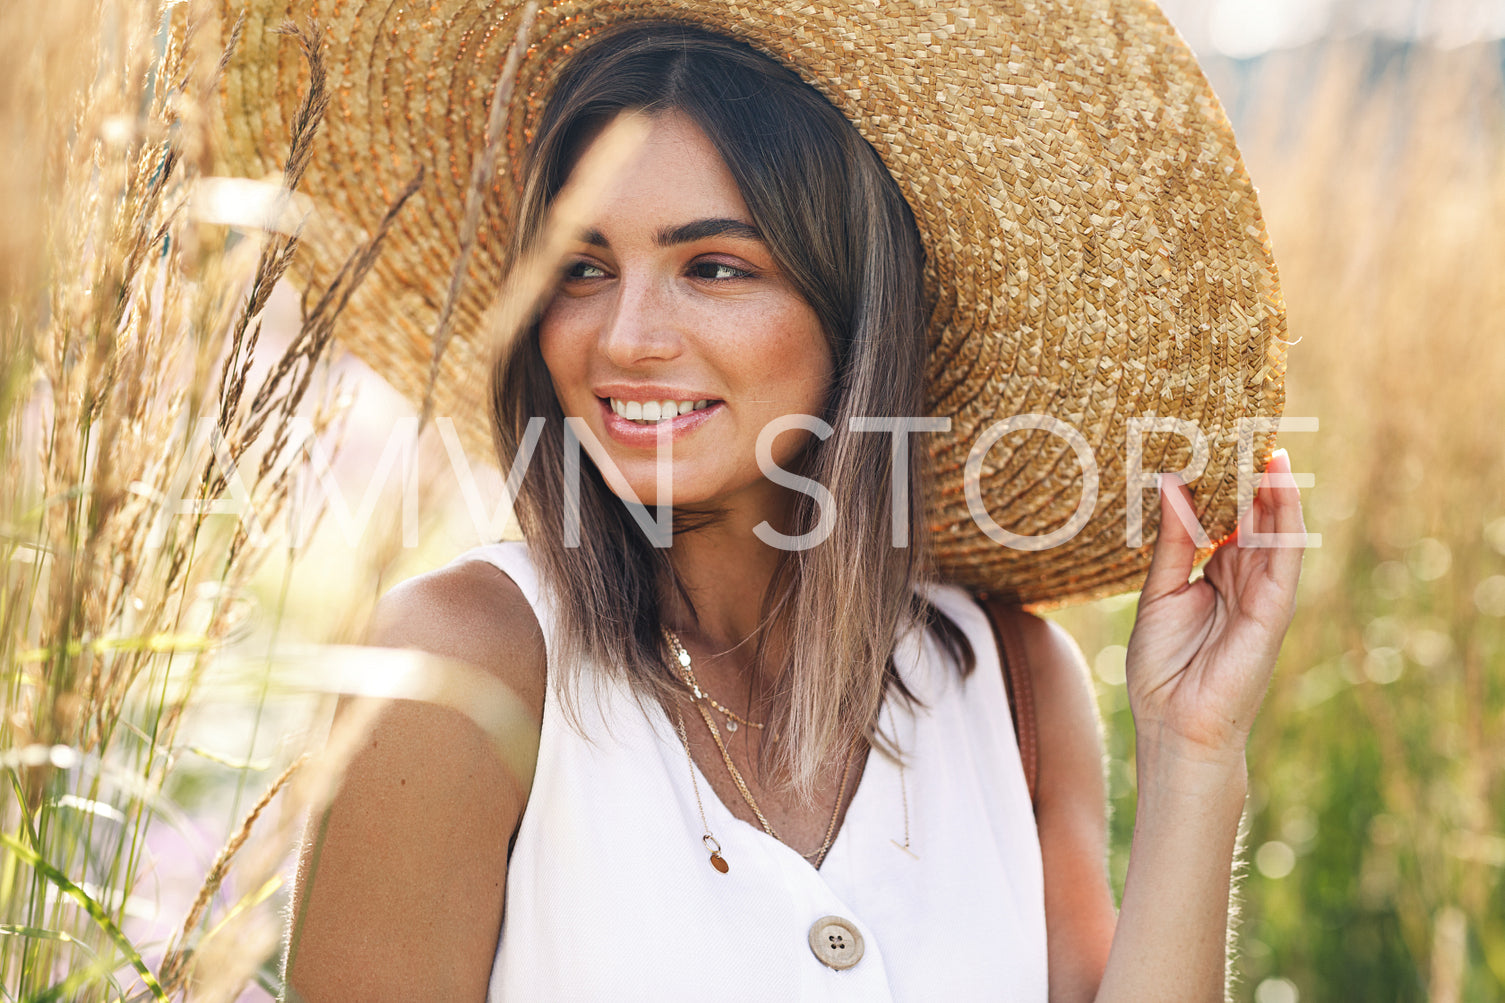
[215,0,1287,606]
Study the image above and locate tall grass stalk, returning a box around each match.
[0,0,421,996]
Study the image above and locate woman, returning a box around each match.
[233,9,1305,1003]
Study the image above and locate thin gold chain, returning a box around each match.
[690,699,777,833]
[690,697,852,866]
[886,702,916,859]
[673,708,729,873]
[663,628,765,730]
[666,627,851,868]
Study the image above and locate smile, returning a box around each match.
[596,395,723,447]
[608,397,713,424]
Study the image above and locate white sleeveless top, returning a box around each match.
[467,542,1046,1002]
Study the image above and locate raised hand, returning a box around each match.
[1125,449,1307,761]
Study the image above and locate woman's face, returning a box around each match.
[538,111,834,515]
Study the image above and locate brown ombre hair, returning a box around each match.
[491,22,972,795]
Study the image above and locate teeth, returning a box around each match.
[609,397,712,424]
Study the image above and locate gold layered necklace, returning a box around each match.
[664,629,764,733]
[665,627,852,871]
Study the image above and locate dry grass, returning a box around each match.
[1058,37,1505,1002]
[1238,40,1505,1001]
[3,1,1502,999]
[0,2,545,997]
[0,0,428,996]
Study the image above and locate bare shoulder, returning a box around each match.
[369,554,548,718]
[284,558,546,1002]
[1009,614,1101,758]
[1006,609,1088,675]
[1011,608,1107,807]
[1009,610,1116,1001]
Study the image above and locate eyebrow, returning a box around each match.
[580,217,764,249]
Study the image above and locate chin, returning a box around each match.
[605,483,692,510]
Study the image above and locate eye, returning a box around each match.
[690,260,753,281]
[563,259,608,281]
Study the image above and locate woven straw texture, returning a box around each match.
[215,0,1287,606]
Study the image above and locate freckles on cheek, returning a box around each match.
[536,309,582,382]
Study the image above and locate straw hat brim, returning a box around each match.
[215,0,1288,607]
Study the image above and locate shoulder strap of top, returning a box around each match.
[979,597,1039,812]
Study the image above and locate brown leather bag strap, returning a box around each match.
[979,597,1039,812]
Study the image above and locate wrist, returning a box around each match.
[1135,723,1250,803]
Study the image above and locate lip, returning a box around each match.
[594,383,718,402]
[596,395,722,448]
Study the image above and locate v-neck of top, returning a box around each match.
[663,697,885,872]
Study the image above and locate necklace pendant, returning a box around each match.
[891,839,920,860]
[725,718,738,733]
[703,833,728,873]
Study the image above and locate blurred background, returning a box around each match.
[1063,2,1505,1001]
[2,0,1502,999]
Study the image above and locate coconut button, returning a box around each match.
[807,915,865,971]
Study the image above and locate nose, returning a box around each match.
[599,273,682,368]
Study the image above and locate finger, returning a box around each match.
[1262,448,1306,590]
[1233,448,1289,548]
[1141,473,1199,603]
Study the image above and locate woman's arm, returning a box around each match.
[1033,450,1306,1003]
[1015,615,1117,1000]
[282,561,546,1003]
